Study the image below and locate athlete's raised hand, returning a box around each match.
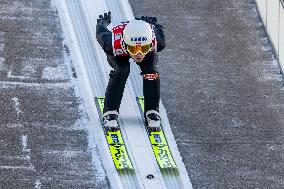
[97,11,111,25]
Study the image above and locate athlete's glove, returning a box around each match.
[97,11,111,26]
[140,16,157,25]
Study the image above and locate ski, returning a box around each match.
[136,97,177,169]
[95,97,133,170]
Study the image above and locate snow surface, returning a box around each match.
[52,1,109,185]
[42,66,67,80]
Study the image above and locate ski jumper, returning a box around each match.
[96,19,165,115]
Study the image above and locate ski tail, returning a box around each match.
[136,96,177,169]
[95,97,133,170]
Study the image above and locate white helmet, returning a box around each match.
[123,20,153,47]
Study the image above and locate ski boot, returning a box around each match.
[102,110,119,131]
[145,110,161,131]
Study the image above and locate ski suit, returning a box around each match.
[96,19,165,115]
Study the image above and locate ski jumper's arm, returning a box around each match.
[153,23,166,52]
[96,19,114,56]
[138,16,165,52]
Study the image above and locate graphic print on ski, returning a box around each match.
[95,97,133,170]
[137,97,177,169]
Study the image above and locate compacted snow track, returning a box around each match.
[55,0,192,188]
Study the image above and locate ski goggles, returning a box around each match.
[126,44,152,55]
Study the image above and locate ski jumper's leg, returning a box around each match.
[103,56,130,113]
[137,52,160,116]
